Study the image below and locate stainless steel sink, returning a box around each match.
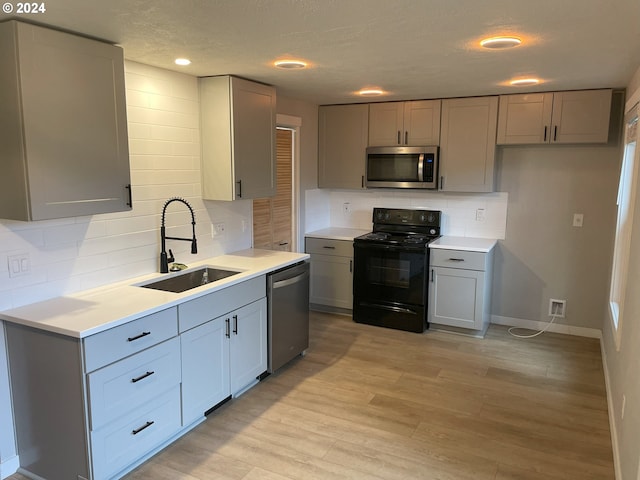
[138,267,240,293]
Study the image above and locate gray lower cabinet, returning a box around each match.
[429,249,494,334]
[6,276,268,480]
[305,237,353,311]
[178,276,267,426]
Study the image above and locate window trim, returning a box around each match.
[609,101,639,350]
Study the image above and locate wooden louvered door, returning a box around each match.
[253,128,293,251]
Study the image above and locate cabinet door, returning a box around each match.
[404,100,441,146]
[5,21,131,221]
[368,102,404,146]
[440,96,498,193]
[429,266,485,330]
[231,77,277,199]
[230,298,267,395]
[551,89,612,144]
[496,93,553,145]
[180,317,230,426]
[318,104,368,189]
[309,253,353,309]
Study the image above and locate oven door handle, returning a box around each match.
[354,243,425,252]
[360,301,418,315]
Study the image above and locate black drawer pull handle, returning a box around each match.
[322,246,336,249]
[132,421,154,435]
[233,315,238,335]
[127,331,151,342]
[448,258,465,262]
[131,371,155,383]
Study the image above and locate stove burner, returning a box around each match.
[403,235,427,244]
[363,232,390,241]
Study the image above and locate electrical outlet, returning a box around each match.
[343,202,351,214]
[573,213,584,227]
[476,208,486,222]
[212,222,226,237]
[549,299,566,317]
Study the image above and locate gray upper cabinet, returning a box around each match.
[0,20,131,221]
[439,96,499,193]
[497,89,612,145]
[199,75,276,201]
[368,100,441,146]
[318,104,368,189]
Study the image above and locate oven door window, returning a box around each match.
[353,244,426,306]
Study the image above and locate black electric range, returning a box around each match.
[352,207,441,333]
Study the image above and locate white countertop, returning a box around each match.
[0,249,309,339]
[429,236,498,253]
[305,227,369,241]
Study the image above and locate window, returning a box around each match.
[610,103,639,349]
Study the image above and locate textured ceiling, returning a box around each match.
[5,0,640,104]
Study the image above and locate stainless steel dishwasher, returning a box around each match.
[267,261,310,373]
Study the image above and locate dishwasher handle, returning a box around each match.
[272,270,309,290]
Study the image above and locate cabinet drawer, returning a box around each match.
[178,276,265,332]
[90,386,181,480]
[87,337,180,430]
[84,307,178,372]
[430,249,488,271]
[305,237,353,257]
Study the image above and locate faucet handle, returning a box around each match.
[167,249,175,263]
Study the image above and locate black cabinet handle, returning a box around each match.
[350,260,353,273]
[440,176,444,190]
[543,126,547,142]
[323,246,336,250]
[397,131,401,144]
[448,258,465,262]
[131,371,155,383]
[431,269,434,282]
[225,318,230,338]
[553,125,558,141]
[361,175,364,188]
[405,131,408,144]
[127,331,151,342]
[236,180,243,198]
[125,184,132,207]
[233,315,238,335]
[132,421,154,435]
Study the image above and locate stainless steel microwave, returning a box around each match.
[365,146,439,189]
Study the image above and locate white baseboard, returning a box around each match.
[0,455,19,480]
[491,315,602,339]
[600,338,622,480]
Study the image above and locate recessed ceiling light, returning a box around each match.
[509,78,541,86]
[480,36,522,49]
[274,59,307,69]
[358,88,385,96]
[175,58,191,66]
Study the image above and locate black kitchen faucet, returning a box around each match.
[160,197,198,273]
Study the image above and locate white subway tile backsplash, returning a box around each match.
[0,61,251,310]
[318,190,508,239]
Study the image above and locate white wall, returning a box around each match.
[602,65,640,480]
[0,61,252,476]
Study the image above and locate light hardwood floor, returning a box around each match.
[9,312,615,479]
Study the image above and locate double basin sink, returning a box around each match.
[138,267,240,293]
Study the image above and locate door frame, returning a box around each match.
[276,114,302,252]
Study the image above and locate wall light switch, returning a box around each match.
[8,252,30,278]
[475,208,486,222]
[573,213,584,227]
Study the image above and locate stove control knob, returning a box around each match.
[427,213,436,222]
[429,228,437,235]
